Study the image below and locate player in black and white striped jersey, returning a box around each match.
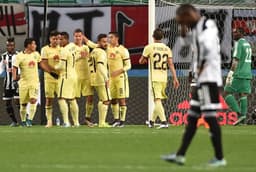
[0,37,20,127]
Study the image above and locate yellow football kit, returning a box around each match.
[107,45,131,99]
[41,45,61,98]
[143,42,172,99]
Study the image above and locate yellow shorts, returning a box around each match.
[94,85,111,102]
[44,81,58,98]
[110,77,129,99]
[76,78,94,98]
[152,81,167,99]
[58,78,77,99]
[19,85,39,104]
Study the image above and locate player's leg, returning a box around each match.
[19,86,29,126]
[58,98,70,127]
[44,82,56,128]
[119,76,129,127]
[69,98,79,127]
[119,98,127,127]
[83,80,94,127]
[162,86,200,165]
[110,79,120,126]
[3,90,18,126]
[96,85,111,127]
[26,85,39,126]
[224,78,241,115]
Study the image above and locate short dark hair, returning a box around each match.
[49,30,59,38]
[74,28,83,34]
[60,32,69,40]
[109,32,119,38]
[7,37,15,43]
[153,28,164,40]
[24,38,35,48]
[236,27,245,35]
[97,34,107,41]
[176,4,197,16]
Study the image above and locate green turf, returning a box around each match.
[0,125,255,172]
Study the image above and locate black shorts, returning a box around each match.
[3,89,19,100]
[190,82,221,116]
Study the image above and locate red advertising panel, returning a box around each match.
[111,6,148,67]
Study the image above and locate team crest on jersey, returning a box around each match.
[28,61,36,68]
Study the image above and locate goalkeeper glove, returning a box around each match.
[50,72,59,79]
[226,71,234,85]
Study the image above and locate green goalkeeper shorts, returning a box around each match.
[224,78,251,94]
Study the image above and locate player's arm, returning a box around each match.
[167,57,179,89]
[111,49,131,77]
[83,35,98,49]
[0,55,6,75]
[139,46,150,64]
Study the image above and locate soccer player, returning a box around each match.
[41,31,61,128]
[73,29,94,127]
[139,28,179,129]
[161,4,226,167]
[224,28,252,126]
[88,34,111,127]
[12,38,58,127]
[55,32,79,127]
[107,32,131,127]
[0,37,19,126]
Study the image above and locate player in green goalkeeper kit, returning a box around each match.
[224,28,252,126]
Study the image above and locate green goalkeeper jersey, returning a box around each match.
[233,38,252,79]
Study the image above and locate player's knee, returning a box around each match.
[119,99,126,106]
[45,98,53,106]
[30,98,37,104]
[103,101,110,105]
[86,96,93,103]
[111,99,118,104]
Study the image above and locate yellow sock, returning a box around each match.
[111,104,119,120]
[155,100,166,122]
[85,102,94,118]
[69,99,79,126]
[45,106,52,123]
[58,99,69,124]
[98,101,108,125]
[20,105,27,122]
[28,103,37,120]
[120,105,127,121]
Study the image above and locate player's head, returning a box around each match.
[6,37,15,53]
[153,28,164,41]
[97,34,108,50]
[73,28,83,45]
[24,38,37,52]
[233,27,245,41]
[49,30,59,47]
[108,32,119,46]
[176,4,200,28]
[60,32,69,47]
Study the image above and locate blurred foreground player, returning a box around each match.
[162,4,226,167]
[0,38,19,126]
[140,28,179,129]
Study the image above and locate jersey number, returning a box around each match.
[153,53,168,70]
[245,47,252,63]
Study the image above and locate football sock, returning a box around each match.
[28,103,37,120]
[177,115,198,156]
[98,101,108,125]
[225,94,241,114]
[240,96,248,117]
[6,100,17,123]
[205,115,223,160]
[85,102,94,118]
[45,105,53,123]
[111,103,120,120]
[69,99,79,125]
[120,105,127,122]
[152,100,166,122]
[20,105,27,122]
[58,99,69,124]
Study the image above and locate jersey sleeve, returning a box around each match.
[41,47,48,60]
[142,45,151,58]
[60,48,68,61]
[35,52,42,63]
[232,41,242,60]
[0,54,5,74]
[87,40,98,49]
[13,54,20,68]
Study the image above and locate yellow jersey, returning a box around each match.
[142,43,172,83]
[107,45,131,79]
[41,45,61,83]
[59,44,77,79]
[89,47,108,86]
[74,44,90,79]
[13,51,41,87]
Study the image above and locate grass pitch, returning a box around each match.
[0,125,255,172]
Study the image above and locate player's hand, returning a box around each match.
[105,80,109,88]
[173,77,180,89]
[83,35,89,43]
[226,71,233,85]
[50,72,59,79]
[80,51,88,58]
[139,57,147,64]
